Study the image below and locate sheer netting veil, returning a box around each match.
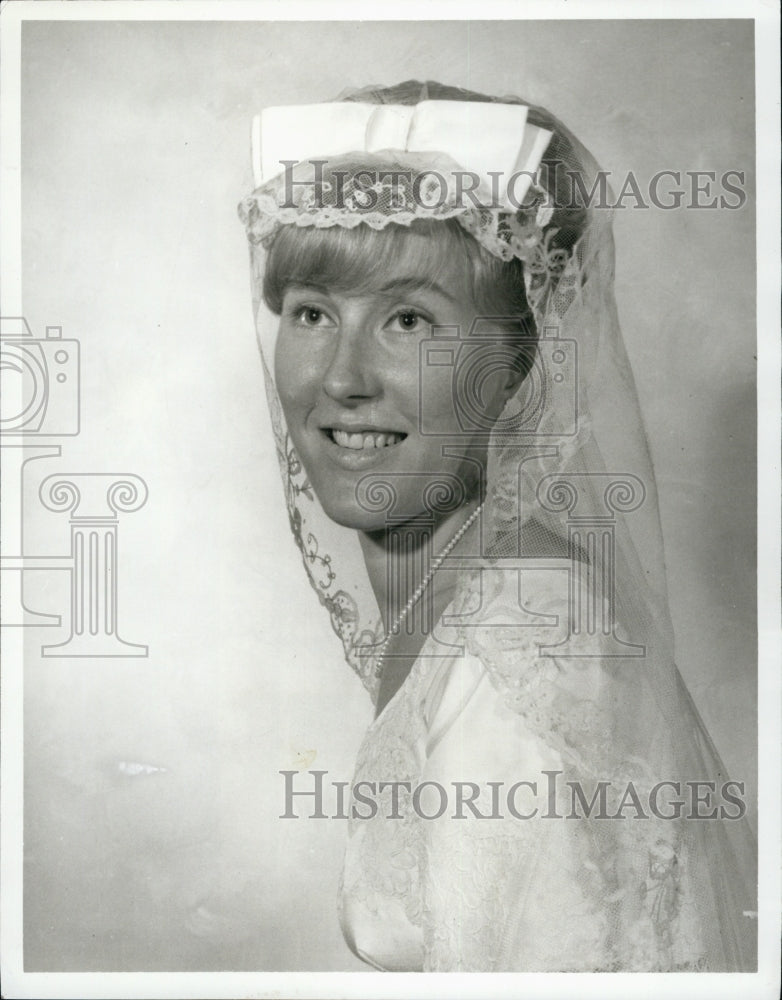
[239,80,757,972]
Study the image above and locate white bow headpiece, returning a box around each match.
[252,100,553,208]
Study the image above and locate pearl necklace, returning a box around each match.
[373,501,484,679]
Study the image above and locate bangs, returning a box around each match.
[263,219,469,313]
[261,218,533,326]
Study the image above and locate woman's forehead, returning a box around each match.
[288,259,470,305]
[269,219,475,299]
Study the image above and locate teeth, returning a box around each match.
[331,430,403,450]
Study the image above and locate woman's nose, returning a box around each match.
[321,323,381,402]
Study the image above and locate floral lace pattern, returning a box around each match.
[260,357,381,699]
[455,567,707,969]
[338,650,429,970]
[339,567,710,971]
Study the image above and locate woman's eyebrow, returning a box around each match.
[282,277,459,303]
[285,281,330,294]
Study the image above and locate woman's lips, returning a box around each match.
[324,428,407,451]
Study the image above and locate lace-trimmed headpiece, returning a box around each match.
[238,100,555,264]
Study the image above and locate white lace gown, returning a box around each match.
[338,565,756,972]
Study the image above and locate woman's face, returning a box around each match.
[273,237,520,531]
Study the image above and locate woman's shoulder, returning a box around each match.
[418,556,654,788]
[430,558,619,747]
[451,557,595,680]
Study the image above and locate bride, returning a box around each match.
[239,80,757,972]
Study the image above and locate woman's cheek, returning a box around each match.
[418,369,462,434]
[274,331,317,410]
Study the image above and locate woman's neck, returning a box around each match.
[358,496,483,632]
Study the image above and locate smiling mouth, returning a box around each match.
[324,428,407,450]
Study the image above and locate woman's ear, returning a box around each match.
[501,366,526,398]
[482,363,525,422]
[491,360,527,409]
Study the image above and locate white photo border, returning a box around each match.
[1,2,779,998]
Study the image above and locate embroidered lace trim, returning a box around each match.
[339,573,709,971]
[237,161,571,320]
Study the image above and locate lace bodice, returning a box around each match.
[337,565,738,972]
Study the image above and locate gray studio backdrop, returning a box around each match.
[18,19,755,971]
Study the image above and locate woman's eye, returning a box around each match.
[295,306,333,328]
[388,310,429,333]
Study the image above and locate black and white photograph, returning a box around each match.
[0,3,779,997]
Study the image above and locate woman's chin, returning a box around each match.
[318,500,389,533]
